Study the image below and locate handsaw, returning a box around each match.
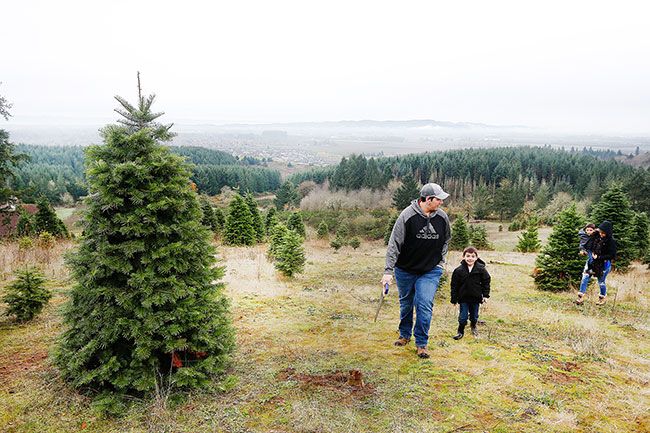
[373,283,390,322]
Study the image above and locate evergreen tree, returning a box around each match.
[330,237,343,251]
[472,185,493,220]
[244,192,265,242]
[275,181,299,210]
[213,207,225,232]
[287,211,306,238]
[268,223,289,259]
[274,230,305,277]
[16,206,34,236]
[534,205,585,291]
[199,195,219,232]
[469,225,492,250]
[265,207,277,236]
[517,218,541,252]
[349,237,361,250]
[533,183,551,210]
[2,267,50,322]
[223,193,256,246]
[590,183,634,270]
[316,221,329,239]
[33,197,68,238]
[392,176,419,209]
[54,84,234,397]
[384,212,399,245]
[449,217,470,250]
[0,130,29,202]
[630,211,649,260]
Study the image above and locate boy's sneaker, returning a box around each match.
[596,295,607,305]
[394,337,411,346]
[575,293,585,305]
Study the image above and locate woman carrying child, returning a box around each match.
[576,221,617,305]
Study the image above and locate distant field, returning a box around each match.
[0,230,648,432]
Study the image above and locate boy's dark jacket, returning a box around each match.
[450,258,491,304]
[585,221,617,262]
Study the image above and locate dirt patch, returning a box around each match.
[0,350,49,383]
[279,368,374,396]
[545,360,581,384]
[551,360,579,372]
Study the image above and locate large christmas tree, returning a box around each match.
[534,204,585,291]
[54,79,234,396]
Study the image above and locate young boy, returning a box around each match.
[579,223,597,256]
[450,247,491,339]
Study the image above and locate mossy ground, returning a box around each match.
[0,225,648,432]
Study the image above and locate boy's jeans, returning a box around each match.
[394,265,444,348]
[458,303,480,325]
[579,259,611,296]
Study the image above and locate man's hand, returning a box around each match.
[381,274,393,286]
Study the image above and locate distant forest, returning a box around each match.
[11,145,281,204]
[288,146,650,214]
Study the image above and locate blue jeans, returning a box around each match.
[394,265,444,348]
[458,303,480,325]
[579,259,611,296]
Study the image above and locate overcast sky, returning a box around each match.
[2,0,649,133]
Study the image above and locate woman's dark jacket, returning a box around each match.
[450,258,491,304]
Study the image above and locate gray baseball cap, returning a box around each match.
[420,183,449,200]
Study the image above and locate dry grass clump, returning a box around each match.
[300,183,395,211]
[0,239,75,282]
[608,263,649,306]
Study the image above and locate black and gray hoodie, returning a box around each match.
[385,199,452,275]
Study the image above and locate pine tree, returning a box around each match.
[274,230,305,277]
[223,193,256,246]
[54,83,234,397]
[330,237,343,251]
[517,218,541,252]
[472,185,493,220]
[392,176,419,209]
[449,217,470,250]
[2,267,50,322]
[349,237,361,250]
[630,211,649,261]
[213,207,225,232]
[534,204,585,291]
[316,221,329,239]
[384,212,399,245]
[590,183,634,270]
[265,207,278,236]
[287,211,306,238]
[275,181,299,210]
[244,192,265,242]
[199,195,219,232]
[268,223,289,259]
[469,225,493,250]
[33,197,68,238]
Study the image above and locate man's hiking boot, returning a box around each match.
[596,295,607,306]
[470,321,478,337]
[394,337,411,346]
[575,292,584,305]
[453,323,465,340]
[417,346,430,359]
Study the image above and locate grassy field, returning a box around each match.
[0,226,648,432]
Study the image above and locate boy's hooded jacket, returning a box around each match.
[450,258,491,304]
[585,220,617,262]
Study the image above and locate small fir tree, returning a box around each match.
[392,176,419,209]
[517,218,541,252]
[469,225,493,250]
[54,81,234,397]
[449,217,470,250]
[274,230,306,277]
[590,183,634,270]
[316,221,329,239]
[349,237,361,250]
[630,211,649,260]
[384,212,399,245]
[268,223,290,259]
[223,193,256,246]
[534,204,585,291]
[265,207,278,236]
[330,236,343,251]
[16,207,34,236]
[336,220,350,241]
[199,196,219,232]
[287,211,306,238]
[2,267,50,322]
[244,192,265,242]
[213,207,225,232]
[275,181,299,210]
[33,197,68,238]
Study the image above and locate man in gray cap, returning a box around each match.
[381,182,451,358]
